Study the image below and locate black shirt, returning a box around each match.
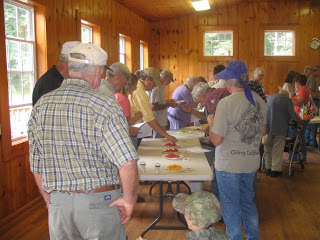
[32,65,64,106]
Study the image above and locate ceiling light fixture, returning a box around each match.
[191,0,211,11]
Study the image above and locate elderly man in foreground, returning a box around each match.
[28,43,139,240]
[207,60,267,240]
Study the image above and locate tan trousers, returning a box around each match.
[264,134,286,172]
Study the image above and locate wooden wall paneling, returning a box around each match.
[149,22,160,68]
[309,3,320,66]
[207,62,215,82]
[198,12,208,26]
[228,6,238,25]
[217,7,229,25]
[299,1,311,67]
[289,1,300,24]
[188,14,199,77]
[168,18,179,98]
[279,1,290,25]
[178,16,189,86]
[207,10,218,25]
[238,3,254,67]
[159,20,170,70]
[250,2,259,79]
[259,1,281,25]
[198,61,208,81]
[110,0,118,63]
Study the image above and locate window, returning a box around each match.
[81,24,92,43]
[258,25,300,62]
[119,33,132,71]
[4,0,35,140]
[140,40,148,70]
[140,42,143,69]
[198,26,238,61]
[204,32,233,56]
[119,35,126,64]
[264,31,294,56]
[78,20,100,46]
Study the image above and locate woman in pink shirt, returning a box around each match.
[289,75,311,163]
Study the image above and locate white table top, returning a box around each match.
[137,126,213,182]
[310,116,320,124]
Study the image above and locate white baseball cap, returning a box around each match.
[61,41,81,56]
[69,43,111,70]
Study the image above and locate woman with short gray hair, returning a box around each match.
[168,76,206,130]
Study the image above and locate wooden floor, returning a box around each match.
[1,149,320,240]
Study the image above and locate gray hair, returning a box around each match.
[226,78,244,88]
[68,62,97,75]
[185,76,201,89]
[192,82,210,102]
[59,53,69,63]
[68,53,98,75]
[135,69,149,80]
[253,67,266,79]
[106,62,131,82]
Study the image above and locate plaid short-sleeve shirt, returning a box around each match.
[28,78,139,193]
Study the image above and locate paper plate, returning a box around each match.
[162,154,184,160]
[162,143,180,148]
[164,165,185,172]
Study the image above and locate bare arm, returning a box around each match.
[128,111,143,125]
[207,114,224,146]
[190,109,207,122]
[152,100,178,111]
[147,119,177,143]
[33,173,50,208]
[292,95,305,107]
[109,160,139,224]
[262,124,267,136]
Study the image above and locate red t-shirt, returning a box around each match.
[293,85,310,117]
[114,92,131,120]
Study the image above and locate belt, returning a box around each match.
[63,184,120,193]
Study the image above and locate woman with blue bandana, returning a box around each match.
[207,60,268,240]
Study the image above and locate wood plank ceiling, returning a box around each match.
[114,0,305,22]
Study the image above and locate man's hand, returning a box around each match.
[207,114,214,127]
[182,104,192,112]
[129,126,140,136]
[166,135,177,144]
[166,99,178,108]
[109,197,135,224]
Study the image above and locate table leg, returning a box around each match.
[141,181,189,237]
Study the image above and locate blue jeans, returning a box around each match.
[216,170,259,240]
[305,124,318,145]
[288,120,309,162]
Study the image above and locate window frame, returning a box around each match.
[78,19,100,46]
[258,25,300,62]
[4,0,36,141]
[81,23,93,43]
[198,25,238,62]
[119,33,132,71]
[0,0,46,161]
[140,40,148,70]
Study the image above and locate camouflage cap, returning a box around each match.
[172,191,222,229]
[144,67,161,88]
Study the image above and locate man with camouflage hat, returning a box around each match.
[172,191,231,240]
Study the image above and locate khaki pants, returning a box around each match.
[264,134,286,172]
[49,190,125,240]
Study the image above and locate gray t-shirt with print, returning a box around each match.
[212,91,268,173]
[149,86,168,127]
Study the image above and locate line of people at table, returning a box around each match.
[28,41,319,240]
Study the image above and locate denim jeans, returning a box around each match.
[216,170,259,240]
[288,120,309,162]
[305,124,318,145]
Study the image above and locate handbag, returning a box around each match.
[299,89,316,120]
